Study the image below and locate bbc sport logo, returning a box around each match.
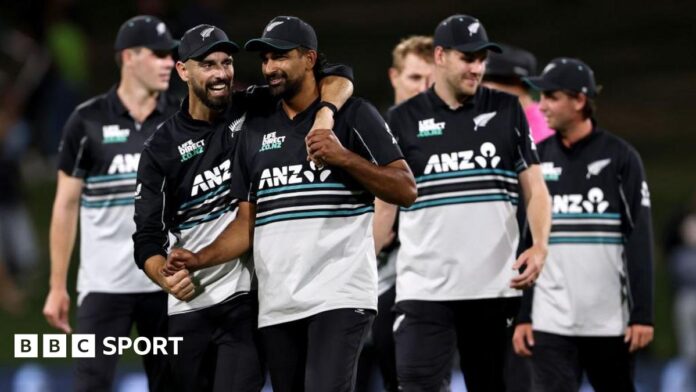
[14,334,183,358]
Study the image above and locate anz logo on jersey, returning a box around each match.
[258,161,332,190]
[423,142,501,175]
[108,153,140,174]
[553,187,610,214]
[190,159,231,196]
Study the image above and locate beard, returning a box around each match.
[191,77,232,111]
[266,70,303,100]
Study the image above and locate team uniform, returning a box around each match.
[230,97,402,392]
[57,86,178,392]
[519,125,654,391]
[133,92,266,392]
[388,86,539,391]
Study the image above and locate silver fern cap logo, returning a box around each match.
[156,22,166,36]
[467,21,481,36]
[543,63,557,74]
[200,27,215,41]
[473,111,497,131]
[266,21,284,32]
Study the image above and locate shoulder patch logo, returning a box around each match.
[641,181,651,207]
[586,158,611,179]
[200,27,215,41]
[473,111,497,131]
[467,21,481,36]
[102,124,130,144]
[417,118,445,138]
[259,131,286,152]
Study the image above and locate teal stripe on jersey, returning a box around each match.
[257,182,347,197]
[552,213,621,219]
[177,205,234,230]
[402,194,518,212]
[85,173,137,183]
[180,184,230,210]
[415,168,517,184]
[549,236,624,245]
[255,206,374,226]
[81,197,134,208]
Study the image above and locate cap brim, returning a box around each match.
[244,38,300,52]
[184,40,240,61]
[452,42,503,54]
[522,76,561,92]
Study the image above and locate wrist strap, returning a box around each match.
[318,101,338,115]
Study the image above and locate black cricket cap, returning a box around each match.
[485,44,537,78]
[114,15,177,52]
[524,57,598,96]
[177,24,240,62]
[244,16,318,52]
[433,15,502,54]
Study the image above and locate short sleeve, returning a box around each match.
[349,100,403,166]
[317,63,354,82]
[512,102,540,173]
[229,126,256,203]
[57,110,91,177]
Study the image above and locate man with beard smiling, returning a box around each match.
[133,24,354,391]
[166,16,416,391]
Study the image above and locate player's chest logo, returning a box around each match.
[259,131,286,152]
[541,162,563,181]
[473,111,497,131]
[417,118,445,138]
[423,142,501,174]
[586,158,611,179]
[108,153,140,174]
[552,187,610,214]
[102,124,130,144]
[190,159,231,196]
[258,161,332,190]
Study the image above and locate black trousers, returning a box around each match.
[260,308,375,392]
[168,293,264,392]
[394,297,520,392]
[74,291,169,392]
[531,331,635,392]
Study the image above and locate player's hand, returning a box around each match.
[307,108,335,167]
[624,324,653,353]
[305,128,350,167]
[510,243,548,289]
[512,323,534,357]
[165,248,201,274]
[43,288,72,333]
[159,269,196,301]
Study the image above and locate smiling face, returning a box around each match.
[176,51,235,111]
[435,47,487,100]
[539,90,586,133]
[260,48,315,100]
[125,47,175,93]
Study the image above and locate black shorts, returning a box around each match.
[75,291,168,392]
[394,297,520,392]
[260,308,375,392]
[531,331,635,392]
[168,292,264,392]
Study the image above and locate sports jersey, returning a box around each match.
[133,95,252,315]
[231,97,403,328]
[133,65,354,316]
[58,86,179,294]
[388,86,539,302]
[525,126,654,336]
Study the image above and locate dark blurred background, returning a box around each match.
[1,0,695,390]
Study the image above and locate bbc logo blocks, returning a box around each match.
[15,334,96,358]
